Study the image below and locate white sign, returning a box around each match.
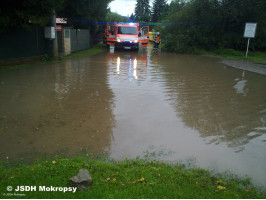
[244,23,257,38]
[56,18,67,24]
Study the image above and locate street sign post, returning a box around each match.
[244,23,257,58]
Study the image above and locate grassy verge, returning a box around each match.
[0,156,265,199]
[0,44,107,73]
[64,44,107,60]
[194,48,266,63]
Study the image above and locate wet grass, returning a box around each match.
[195,48,266,63]
[0,44,107,73]
[0,155,265,199]
[64,44,107,60]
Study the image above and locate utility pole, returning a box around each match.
[52,8,58,59]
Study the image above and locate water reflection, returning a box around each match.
[116,57,120,75]
[107,47,266,185]
[0,57,115,159]
[159,55,266,152]
[133,59,138,79]
[107,51,148,81]
[233,71,248,95]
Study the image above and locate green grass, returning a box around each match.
[195,48,266,63]
[0,156,265,199]
[65,44,107,59]
[0,44,107,73]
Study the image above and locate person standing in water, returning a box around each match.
[154,34,160,50]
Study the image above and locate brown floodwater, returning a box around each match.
[0,46,266,186]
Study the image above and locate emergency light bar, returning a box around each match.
[117,22,137,26]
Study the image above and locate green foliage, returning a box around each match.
[161,0,266,53]
[151,0,167,22]
[65,44,106,59]
[0,157,265,198]
[107,11,129,23]
[40,54,53,62]
[129,13,135,22]
[58,0,113,31]
[195,48,266,62]
[0,0,65,30]
[134,0,151,22]
[0,0,113,35]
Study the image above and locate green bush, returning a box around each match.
[160,0,266,53]
[40,54,53,62]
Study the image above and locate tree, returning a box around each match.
[107,11,129,23]
[161,0,266,52]
[134,0,151,22]
[160,3,170,21]
[0,0,113,32]
[0,0,65,30]
[58,0,113,30]
[151,0,167,22]
[129,13,135,22]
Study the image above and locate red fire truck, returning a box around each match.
[106,22,149,51]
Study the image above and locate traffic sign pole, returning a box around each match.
[243,23,257,59]
[246,37,250,58]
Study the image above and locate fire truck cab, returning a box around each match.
[106,22,149,51]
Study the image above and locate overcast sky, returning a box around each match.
[109,0,172,17]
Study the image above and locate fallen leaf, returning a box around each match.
[217,185,226,190]
[138,177,145,182]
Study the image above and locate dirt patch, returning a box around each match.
[221,59,266,75]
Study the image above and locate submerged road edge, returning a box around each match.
[221,59,266,75]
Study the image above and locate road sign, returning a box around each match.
[56,25,62,31]
[244,23,257,38]
[244,23,257,58]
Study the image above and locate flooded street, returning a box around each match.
[1,46,266,186]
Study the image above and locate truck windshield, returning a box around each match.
[117,27,137,35]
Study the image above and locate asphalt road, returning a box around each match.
[222,59,266,75]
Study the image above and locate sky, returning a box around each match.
[109,0,172,17]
